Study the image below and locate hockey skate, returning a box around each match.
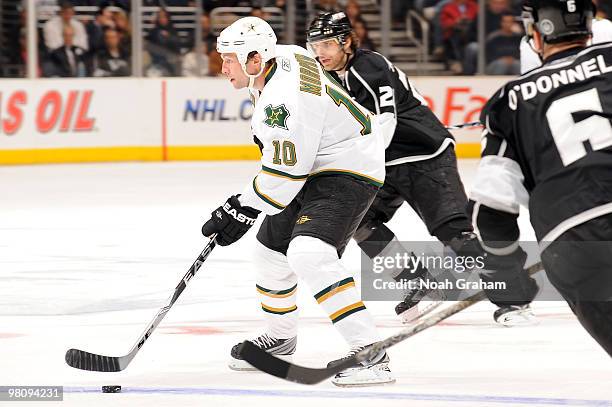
[229,334,296,371]
[395,270,447,324]
[328,343,395,387]
[494,304,538,327]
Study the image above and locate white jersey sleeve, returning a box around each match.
[593,18,612,43]
[520,18,612,74]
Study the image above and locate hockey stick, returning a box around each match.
[238,261,544,385]
[65,234,217,372]
[445,121,483,130]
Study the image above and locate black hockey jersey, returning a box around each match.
[329,49,454,164]
[471,42,612,245]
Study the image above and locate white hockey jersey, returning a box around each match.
[238,44,385,215]
[520,18,612,74]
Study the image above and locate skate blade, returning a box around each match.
[400,300,444,324]
[496,312,539,327]
[332,368,396,387]
[332,378,396,387]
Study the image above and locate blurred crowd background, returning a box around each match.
[0,0,610,78]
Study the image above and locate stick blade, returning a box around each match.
[65,348,123,372]
[238,341,358,385]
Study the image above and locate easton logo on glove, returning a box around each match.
[223,202,257,225]
[202,195,260,246]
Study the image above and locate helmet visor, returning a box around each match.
[307,37,343,55]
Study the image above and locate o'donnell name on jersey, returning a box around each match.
[508,54,611,110]
[372,278,506,291]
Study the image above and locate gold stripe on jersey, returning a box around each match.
[314,277,356,304]
[261,165,309,181]
[261,303,298,315]
[252,176,286,209]
[263,62,277,85]
[308,169,384,188]
[330,301,367,323]
[295,53,322,96]
[257,283,298,298]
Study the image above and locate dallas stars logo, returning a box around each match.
[263,104,290,130]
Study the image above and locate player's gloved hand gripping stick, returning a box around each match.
[201,195,260,246]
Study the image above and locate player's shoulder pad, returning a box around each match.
[352,49,394,74]
[480,84,510,129]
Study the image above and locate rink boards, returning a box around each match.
[0,76,510,165]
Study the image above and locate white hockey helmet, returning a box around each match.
[217,17,277,86]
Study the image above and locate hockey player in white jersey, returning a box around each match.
[200,16,394,386]
[520,0,612,73]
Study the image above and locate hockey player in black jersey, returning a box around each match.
[307,12,483,322]
[470,0,612,355]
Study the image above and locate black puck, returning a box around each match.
[101,385,121,393]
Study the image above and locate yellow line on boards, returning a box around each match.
[166,146,261,161]
[0,147,163,165]
[0,144,481,165]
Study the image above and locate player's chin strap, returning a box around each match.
[527,36,544,63]
[242,63,266,90]
[332,51,352,73]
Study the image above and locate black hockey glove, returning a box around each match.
[201,195,260,246]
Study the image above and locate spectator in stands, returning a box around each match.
[44,25,89,77]
[482,0,518,36]
[93,27,130,76]
[36,0,59,20]
[113,8,132,54]
[10,26,44,77]
[86,6,115,58]
[181,40,210,76]
[344,0,362,26]
[7,9,26,68]
[483,13,521,74]
[314,0,340,14]
[391,0,411,29]
[207,48,223,76]
[185,12,217,52]
[145,8,182,76]
[462,1,521,74]
[8,8,47,77]
[43,0,89,52]
[250,5,268,19]
[594,0,611,19]
[440,0,478,73]
[272,0,286,11]
[353,18,375,51]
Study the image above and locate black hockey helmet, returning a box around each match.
[307,11,352,44]
[523,0,594,43]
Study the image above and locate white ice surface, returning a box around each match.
[0,160,610,407]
